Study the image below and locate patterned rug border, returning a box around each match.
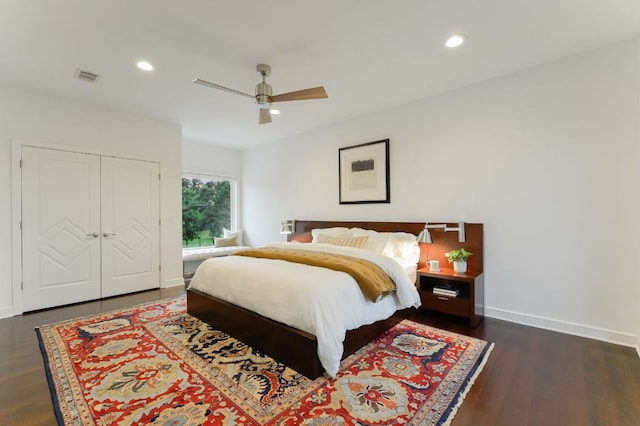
[439,341,494,426]
[36,325,65,425]
[34,295,184,330]
[36,296,493,425]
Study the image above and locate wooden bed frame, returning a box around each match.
[186,220,425,378]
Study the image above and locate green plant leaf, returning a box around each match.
[444,248,473,262]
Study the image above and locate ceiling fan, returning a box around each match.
[193,64,328,125]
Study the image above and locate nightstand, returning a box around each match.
[416,267,484,327]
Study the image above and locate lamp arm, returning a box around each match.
[422,221,466,242]
[425,224,446,230]
[443,221,465,242]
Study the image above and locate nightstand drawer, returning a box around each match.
[420,292,469,317]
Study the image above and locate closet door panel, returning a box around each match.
[21,147,101,311]
[101,157,160,297]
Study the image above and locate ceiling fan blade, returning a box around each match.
[271,86,328,103]
[259,108,272,125]
[192,78,254,99]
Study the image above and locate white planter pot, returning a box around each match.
[453,261,467,273]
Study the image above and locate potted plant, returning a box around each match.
[445,248,473,273]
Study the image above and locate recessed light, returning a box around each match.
[445,34,466,48]
[136,61,154,71]
[269,109,280,115]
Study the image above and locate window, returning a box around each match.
[182,174,237,247]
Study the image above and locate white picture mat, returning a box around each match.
[339,140,389,203]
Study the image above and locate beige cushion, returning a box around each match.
[223,228,244,245]
[214,236,238,247]
[316,234,369,249]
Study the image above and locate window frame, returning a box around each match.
[181,170,239,248]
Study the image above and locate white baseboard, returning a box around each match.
[162,278,185,288]
[0,305,19,319]
[486,307,639,352]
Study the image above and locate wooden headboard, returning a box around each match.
[288,220,484,273]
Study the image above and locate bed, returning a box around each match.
[187,220,426,378]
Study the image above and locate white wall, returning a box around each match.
[182,140,242,230]
[182,140,241,177]
[242,38,640,348]
[0,83,184,317]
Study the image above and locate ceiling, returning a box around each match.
[1,1,639,149]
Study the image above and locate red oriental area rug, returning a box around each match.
[36,296,493,425]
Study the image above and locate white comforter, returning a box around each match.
[188,242,421,377]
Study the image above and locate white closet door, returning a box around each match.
[22,147,102,311]
[101,157,160,297]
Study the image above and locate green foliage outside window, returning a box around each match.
[182,177,231,247]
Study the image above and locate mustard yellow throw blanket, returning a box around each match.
[234,247,396,302]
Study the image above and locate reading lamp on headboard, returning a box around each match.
[280,220,294,234]
[418,221,466,243]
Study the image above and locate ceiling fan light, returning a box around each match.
[445,34,466,48]
[270,109,280,115]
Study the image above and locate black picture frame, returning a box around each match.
[339,139,390,204]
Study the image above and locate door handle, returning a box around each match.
[103,233,117,238]
[86,233,99,238]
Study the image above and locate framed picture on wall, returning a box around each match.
[339,139,390,204]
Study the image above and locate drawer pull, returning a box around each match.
[437,296,449,301]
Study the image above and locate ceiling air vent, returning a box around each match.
[74,69,99,83]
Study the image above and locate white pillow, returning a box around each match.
[350,228,420,265]
[311,227,351,243]
[350,228,390,254]
[382,233,420,265]
[223,228,243,246]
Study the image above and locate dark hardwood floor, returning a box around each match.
[0,287,185,425]
[1,287,639,425]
